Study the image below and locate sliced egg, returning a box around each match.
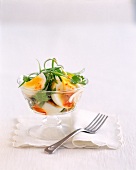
[21,73,46,97]
[42,101,63,115]
[51,77,81,108]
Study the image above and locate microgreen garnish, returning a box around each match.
[19,58,87,89]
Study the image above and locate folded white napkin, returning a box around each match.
[12,109,123,149]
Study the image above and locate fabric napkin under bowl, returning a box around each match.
[12,109,123,149]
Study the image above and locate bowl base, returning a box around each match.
[28,124,71,141]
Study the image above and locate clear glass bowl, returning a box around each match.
[18,76,87,140]
[21,88,83,115]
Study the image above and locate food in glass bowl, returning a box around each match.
[18,58,88,115]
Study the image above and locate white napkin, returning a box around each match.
[12,109,123,149]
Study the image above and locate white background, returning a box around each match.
[0,0,136,170]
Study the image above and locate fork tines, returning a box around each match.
[85,113,108,133]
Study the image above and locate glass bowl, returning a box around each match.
[18,76,87,140]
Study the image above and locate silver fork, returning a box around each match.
[44,113,108,154]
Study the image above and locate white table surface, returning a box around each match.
[0,1,136,170]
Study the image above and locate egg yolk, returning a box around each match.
[62,78,75,90]
[23,76,45,90]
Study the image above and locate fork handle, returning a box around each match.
[44,128,83,154]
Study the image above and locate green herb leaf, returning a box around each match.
[39,101,46,107]
[71,75,81,84]
[70,75,87,85]
[23,76,31,82]
[33,91,50,103]
[79,75,87,85]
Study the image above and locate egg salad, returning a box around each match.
[19,58,87,115]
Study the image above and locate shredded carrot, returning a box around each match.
[32,104,46,115]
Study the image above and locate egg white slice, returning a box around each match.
[42,101,63,115]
